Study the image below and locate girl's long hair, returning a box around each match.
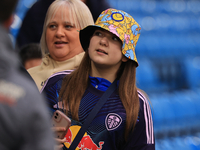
[59,50,140,139]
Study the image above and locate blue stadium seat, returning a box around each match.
[184,57,200,89]
[10,0,37,43]
[171,91,197,134]
[150,93,177,137]
[136,59,168,93]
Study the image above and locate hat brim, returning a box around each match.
[80,25,103,51]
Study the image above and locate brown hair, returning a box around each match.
[59,50,140,139]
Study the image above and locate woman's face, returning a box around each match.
[46,8,83,61]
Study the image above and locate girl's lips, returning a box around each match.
[96,49,108,55]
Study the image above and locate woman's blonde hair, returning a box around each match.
[40,0,94,57]
[60,50,140,140]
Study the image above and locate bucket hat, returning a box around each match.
[79,8,141,66]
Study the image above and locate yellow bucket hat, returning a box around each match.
[80,8,141,66]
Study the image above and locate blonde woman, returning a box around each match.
[28,0,94,91]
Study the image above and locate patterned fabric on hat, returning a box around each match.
[94,8,141,65]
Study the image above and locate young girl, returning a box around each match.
[50,8,154,150]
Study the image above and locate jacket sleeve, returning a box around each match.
[20,87,55,150]
[124,91,155,150]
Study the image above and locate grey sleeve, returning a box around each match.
[19,92,55,150]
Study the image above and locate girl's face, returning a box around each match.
[46,7,83,61]
[88,29,127,69]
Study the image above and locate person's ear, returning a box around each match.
[122,55,128,62]
[3,14,14,30]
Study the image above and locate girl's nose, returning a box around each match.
[100,36,109,47]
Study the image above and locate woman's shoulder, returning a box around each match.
[27,65,42,73]
[27,55,53,74]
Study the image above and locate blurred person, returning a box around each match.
[19,43,42,70]
[16,0,110,48]
[84,0,110,21]
[44,8,155,149]
[27,0,94,91]
[0,0,55,150]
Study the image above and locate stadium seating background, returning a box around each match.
[10,0,200,149]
